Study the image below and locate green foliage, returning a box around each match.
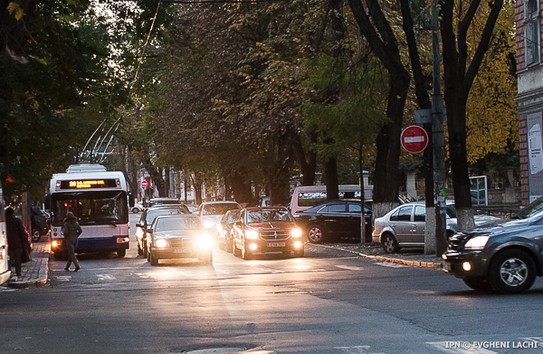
[302,54,388,159]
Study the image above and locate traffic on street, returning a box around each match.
[1,213,543,354]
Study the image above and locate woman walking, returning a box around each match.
[62,212,82,271]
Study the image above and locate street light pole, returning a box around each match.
[431,1,447,256]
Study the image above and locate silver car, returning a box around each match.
[372,202,501,253]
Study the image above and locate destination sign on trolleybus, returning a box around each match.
[57,179,120,190]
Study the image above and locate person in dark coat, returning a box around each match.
[5,207,28,278]
[62,211,82,271]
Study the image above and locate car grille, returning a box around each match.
[260,230,291,240]
[168,239,192,248]
[447,231,486,252]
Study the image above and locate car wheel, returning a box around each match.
[132,207,140,213]
[463,277,492,291]
[150,251,159,266]
[308,224,324,244]
[117,249,126,258]
[488,249,536,293]
[381,233,399,254]
[32,228,41,242]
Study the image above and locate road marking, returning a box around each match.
[0,286,16,292]
[55,276,71,282]
[374,261,407,268]
[335,265,365,271]
[97,274,116,281]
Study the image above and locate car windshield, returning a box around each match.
[202,203,239,215]
[154,217,201,232]
[246,209,292,223]
[511,196,543,219]
[145,208,186,224]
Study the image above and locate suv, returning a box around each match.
[442,201,543,293]
[197,201,241,231]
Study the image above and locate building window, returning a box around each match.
[525,0,541,66]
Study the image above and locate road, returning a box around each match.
[1,214,543,353]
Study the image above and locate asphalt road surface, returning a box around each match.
[1,213,543,354]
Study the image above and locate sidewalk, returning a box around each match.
[313,243,443,269]
[7,240,49,289]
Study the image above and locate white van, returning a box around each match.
[289,184,372,215]
[0,193,10,285]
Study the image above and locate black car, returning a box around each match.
[294,199,372,244]
[442,205,543,293]
[31,205,50,242]
[135,205,191,257]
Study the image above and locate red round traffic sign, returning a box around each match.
[401,125,429,153]
[141,179,149,188]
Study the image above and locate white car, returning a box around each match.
[198,201,241,232]
[372,202,502,253]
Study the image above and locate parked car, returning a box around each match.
[198,201,241,231]
[0,210,10,285]
[135,205,191,257]
[216,209,241,252]
[372,201,502,254]
[231,207,304,259]
[146,214,213,266]
[147,197,182,207]
[442,209,543,293]
[31,205,50,242]
[294,199,372,243]
[131,201,144,213]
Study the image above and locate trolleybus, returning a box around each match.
[48,164,129,259]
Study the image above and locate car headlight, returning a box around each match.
[464,236,489,250]
[291,228,302,238]
[245,229,259,240]
[204,220,216,229]
[196,235,213,250]
[155,238,169,248]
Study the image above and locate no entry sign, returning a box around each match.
[401,125,429,153]
[141,179,149,188]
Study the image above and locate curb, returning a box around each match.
[311,243,443,269]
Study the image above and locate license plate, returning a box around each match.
[267,242,285,248]
[173,248,186,253]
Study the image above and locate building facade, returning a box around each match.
[516,0,543,204]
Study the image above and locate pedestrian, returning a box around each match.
[62,211,82,272]
[5,207,28,280]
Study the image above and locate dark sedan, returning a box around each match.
[146,214,213,266]
[294,199,372,244]
[442,206,543,293]
[231,207,304,259]
[135,205,190,258]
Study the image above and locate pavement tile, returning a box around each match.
[7,240,49,289]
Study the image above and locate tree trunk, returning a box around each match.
[325,156,339,200]
[227,171,254,205]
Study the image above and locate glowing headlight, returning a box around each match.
[291,228,303,238]
[204,220,216,229]
[196,235,213,250]
[155,238,169,248]
[245,229,259,239]
[464,236,489,250]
